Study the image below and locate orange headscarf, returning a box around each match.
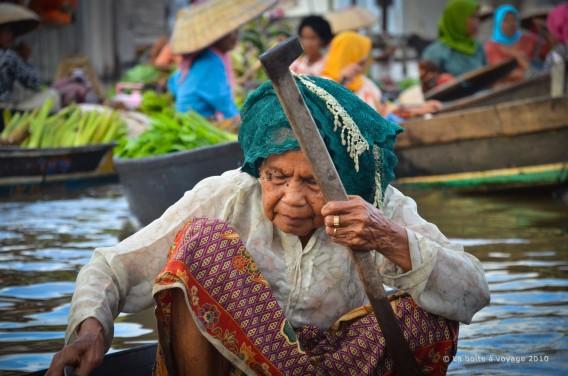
[322,31,372,92]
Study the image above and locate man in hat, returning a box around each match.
[0,3,40,104]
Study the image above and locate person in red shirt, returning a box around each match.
[484,4,538,83]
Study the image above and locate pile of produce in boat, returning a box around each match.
[115,111,237,159]
[139,90,174,116]
[1,100,127,148]
[120,64,164,85]
[231,16,292,107]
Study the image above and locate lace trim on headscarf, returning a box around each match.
[373,145,384,209]
[297,75,369,172]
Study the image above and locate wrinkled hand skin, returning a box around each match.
[46,318,105,376]
[321,195,412,272]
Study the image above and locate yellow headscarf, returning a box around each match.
[322,31,372,92]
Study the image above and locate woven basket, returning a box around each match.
[171,0,277,55]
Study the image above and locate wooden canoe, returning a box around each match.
[394,95,568,191]
[114,142,243,226]
[424,59,518,102]
[0,143,116,195]
[26,343,158,376]
[438,73,551,114]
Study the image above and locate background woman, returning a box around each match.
[422,0,486,77]
[290,15,334,76]
[167,0,275,122]
[484,4,538,83]
[321,31,385,113]
[544,2,568,66]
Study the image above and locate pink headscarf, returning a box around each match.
[547,3,568,45]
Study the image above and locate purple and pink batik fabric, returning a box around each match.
[153,218,459,375]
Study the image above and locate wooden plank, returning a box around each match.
[397,106,501,148]
[439,73,550,114]
[395,162,568,192]
[497,96,568,136]
[397,96,568,149]
[424,59,517,101]
[395,127,568,177]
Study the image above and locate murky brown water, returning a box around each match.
[0,185,566,375]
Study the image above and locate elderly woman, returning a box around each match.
[48,76,489,375]
[422,0,486,77]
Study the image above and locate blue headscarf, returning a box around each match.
[492,5,521,45]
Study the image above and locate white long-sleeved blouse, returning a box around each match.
[66,169,490,349]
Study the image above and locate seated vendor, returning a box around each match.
[0,4,40,108]
[166,2,251,123]
[484,5,539,83]
[167,32,239,122]
[47,75,490,375]
[422,0,487,77]
[290,15,334,76]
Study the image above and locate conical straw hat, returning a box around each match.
[0,3,39,37]
[171,0,277,55]
[324,6,377,34]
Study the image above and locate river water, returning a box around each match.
[0,185,566,375]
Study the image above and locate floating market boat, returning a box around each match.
[394,95,568,191]
[0,143,116,195]
[424,58,517,102]
[26,343,158,376]
[114,141,243,226]
[439,72,551,113]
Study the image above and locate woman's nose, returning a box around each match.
[281,181,308,207]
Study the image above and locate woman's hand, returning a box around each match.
[46,318,105,376]
[339,63,363,85]
[321,195,412,272]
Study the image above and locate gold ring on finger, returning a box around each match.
[333,215,340,228]
[333,227,338,237]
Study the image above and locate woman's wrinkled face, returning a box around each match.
[501,12,518,37]
[259,150,325,238]
[300,26,324,59]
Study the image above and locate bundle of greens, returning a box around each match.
[121,64,163,84]
[139,91,174,116]
[115,111,237,159]
[1,100,126,148]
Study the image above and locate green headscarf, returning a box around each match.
[238,75,403,207]
[438,0,479,55]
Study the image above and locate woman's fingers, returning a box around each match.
[321,196,367,216]
[45,328,105,376]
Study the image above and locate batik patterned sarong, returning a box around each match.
[153,218,459,375]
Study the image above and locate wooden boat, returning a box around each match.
[424,59,518,102]
[438,72,551,113]
[0,143,116,195]
[114,142,243,226]
[26,343,158,376]
[394,95,568,191]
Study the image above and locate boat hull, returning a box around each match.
[114,142,243,226]
[0,144,116,195]
[395,96,568,191]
